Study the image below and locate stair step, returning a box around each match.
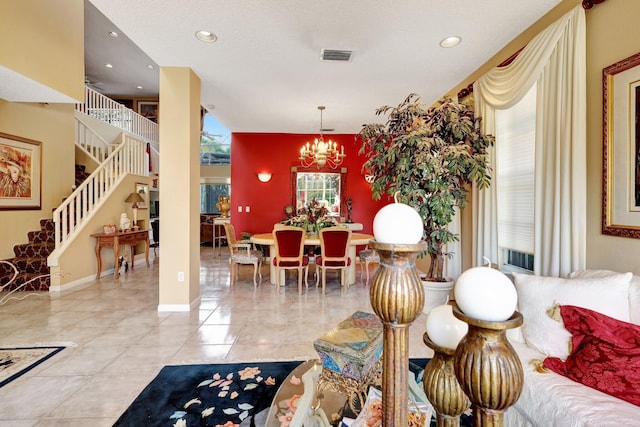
[9,257,50,275]
[0,272,49,292]
[28,230,55,244]
[40,219,54,231]
[13,242,54,258]
[75,164,90,187]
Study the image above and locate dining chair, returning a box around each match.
[272,225,309,294]
[316,226,352,294]
[358,246,380,285]
[223,222,263,287]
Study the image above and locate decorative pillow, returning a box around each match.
[631,277,640,325]
[513,272,632,359]
[568,269,640,325]
[543,305,640,406]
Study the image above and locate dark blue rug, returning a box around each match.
[114,358,472,426]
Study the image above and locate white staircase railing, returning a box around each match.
[50,134,147,257]
[75,117,117,163]
[75,86,159,144]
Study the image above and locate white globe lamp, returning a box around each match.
[373,201,423,244]
[426,304,468,350]
[454,266,517,322]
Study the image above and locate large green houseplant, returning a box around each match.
[359,94,494,282]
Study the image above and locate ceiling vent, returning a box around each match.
[321,49,352,62]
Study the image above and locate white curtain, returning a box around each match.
[472,6,586,277]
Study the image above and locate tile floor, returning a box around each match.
[0,247,433,426]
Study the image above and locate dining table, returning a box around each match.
[250,232,374,286]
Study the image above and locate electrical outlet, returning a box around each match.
[237,206,242,213]
[178,271,184,282]
[245,205,250,212]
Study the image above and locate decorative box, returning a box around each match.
[103,224,116,234]
[313,311,383,381]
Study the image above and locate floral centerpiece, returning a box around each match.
[281,199,337,234]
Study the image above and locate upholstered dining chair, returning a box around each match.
[223,222,263,287]
[316,226,352,294]
[358,246,380,285]
[272,225,309,294]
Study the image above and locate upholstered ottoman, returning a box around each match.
[313,311,383,412]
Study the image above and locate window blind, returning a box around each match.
[495,85,536,255]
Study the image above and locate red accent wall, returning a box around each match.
[230,132,388,237]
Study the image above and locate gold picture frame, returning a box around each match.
[602,51,640,238]
[0,132,42,210]
[135,182,149,209]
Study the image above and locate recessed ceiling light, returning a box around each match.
[440,36,462,48]
[108,31,119,38]
[105,63,113,68]
[136,85,143,90]
[147,64,154,70]
[195,30,217,43]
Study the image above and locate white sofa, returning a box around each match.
[504,270,640,426]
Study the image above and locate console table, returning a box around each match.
[91,230,150,279]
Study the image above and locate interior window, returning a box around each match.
[201,113,231,165]
[200,181,230,214]
[495,84,536,272]
[296,172,341,216]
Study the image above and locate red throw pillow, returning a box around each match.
[543,305,640,406]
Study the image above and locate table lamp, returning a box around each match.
[124,192,145,226]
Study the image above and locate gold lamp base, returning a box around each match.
[423,335,470,427]
[452,306,524,427]
[369,240,427,427]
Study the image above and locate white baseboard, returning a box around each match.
[49,268,115,292]
[157,295,201,312]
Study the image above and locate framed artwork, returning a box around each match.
[602,51,640,238]
[135,182,149,209]
[0,133,42,210]
[137,100,158,123]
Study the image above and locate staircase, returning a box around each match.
[0,219,54,291]
[0,165,92,292]
[0,86,158,293]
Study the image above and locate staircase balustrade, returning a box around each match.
[50,134,148,261]
[75,86,159,144]
[75,118,117,163]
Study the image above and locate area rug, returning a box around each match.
[0,346,65,388]
[114,358,473,427]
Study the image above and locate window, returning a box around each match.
[495,84,536,272]
[295,172,341,216]
[201,113,231,165]
[200,179,230,214]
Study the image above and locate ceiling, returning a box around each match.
[88,1,562,133]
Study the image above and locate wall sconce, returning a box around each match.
[257,172,272,183]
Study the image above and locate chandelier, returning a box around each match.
[299,106,345,169]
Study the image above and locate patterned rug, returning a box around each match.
[0,346,65,388]
[113,358,474,427]
[114,360,304,427]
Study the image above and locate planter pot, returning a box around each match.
[421,278,454,314]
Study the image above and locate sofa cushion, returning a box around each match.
[513,272,632,359]
[568,269,640,325]
[543,305,640,406]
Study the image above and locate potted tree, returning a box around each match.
[359,94,494,312]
